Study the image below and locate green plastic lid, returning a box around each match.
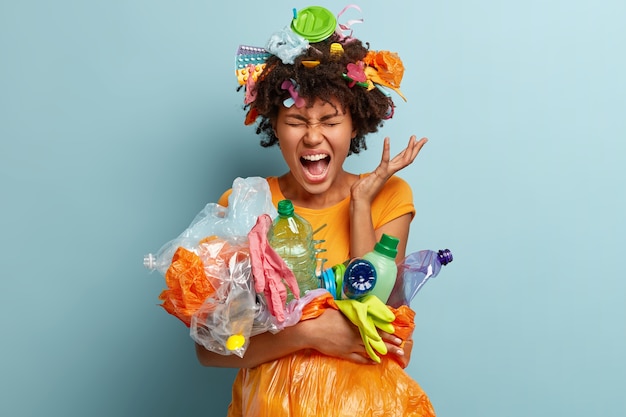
[291,6,337,43]
[277,199,295,217]
[374,234,399,259]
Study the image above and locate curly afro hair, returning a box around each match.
[246,34,395,155]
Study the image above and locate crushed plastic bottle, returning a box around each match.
[387,249,454,308]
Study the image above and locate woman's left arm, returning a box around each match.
[349,136,426,366]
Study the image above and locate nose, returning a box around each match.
[303,123,325,146]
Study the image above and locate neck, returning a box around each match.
[278,171,358,209]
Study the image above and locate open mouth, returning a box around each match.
[300,153,330,177]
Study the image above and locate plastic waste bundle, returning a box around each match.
[144,177,312,358]
[319,245,453,362]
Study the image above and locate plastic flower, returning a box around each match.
[344,61,367,87]
[266,27,309,65]
[281,79,306,108]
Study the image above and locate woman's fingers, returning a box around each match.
[382,136,428,176]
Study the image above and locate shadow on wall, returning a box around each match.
[135,126,286,417]
[200,126,287,199]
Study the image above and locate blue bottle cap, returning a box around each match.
[343,259,377,299]
[437,249,453,265]
[320,268,337,299]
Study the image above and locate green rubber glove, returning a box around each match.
[334,295,396,362]
[361,295,396,334]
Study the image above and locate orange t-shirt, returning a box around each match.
[218,176,434,417]
[218,175,415,266]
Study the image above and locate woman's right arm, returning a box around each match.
[195,320,307,368]
[196,307,397,368]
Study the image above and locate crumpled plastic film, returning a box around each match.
[226,292,436,417]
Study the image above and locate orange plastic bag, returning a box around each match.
[159,236,249,327]
[227,292,436,417]
[159,245,217,327]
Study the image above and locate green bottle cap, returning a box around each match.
[291,6,337,43]
[277,199,295,217]
[374,234,399,259]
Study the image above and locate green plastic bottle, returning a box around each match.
[268,200,318,300]
[363,234,400,303]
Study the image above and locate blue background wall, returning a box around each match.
[1,1,625,416]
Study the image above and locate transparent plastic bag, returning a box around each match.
[149,177,310,357]
[182,239,324,357]
[189,237,256,357]
[144,176,278,275]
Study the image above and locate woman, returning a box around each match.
[196,6,435,416]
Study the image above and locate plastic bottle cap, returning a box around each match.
[374,234,399,259]
[343,259,377,298]
[291,6,337,43]
[437,249,454,265]
[143,253,155,270]
[321,268,337,299]
[277,199,295,217]
[333,263,346,296]
[226,334,246,351]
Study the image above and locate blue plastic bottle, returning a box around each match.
[268,200,318,299]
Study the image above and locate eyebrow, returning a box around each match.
[284,112,344,122]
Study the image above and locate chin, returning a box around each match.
[301,179,331,196]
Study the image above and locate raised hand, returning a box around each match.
[350,136,428,205]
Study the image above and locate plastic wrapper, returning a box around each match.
[227,291,436,417]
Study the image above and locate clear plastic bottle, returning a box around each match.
[387,249,454,308]
[268,199,318,299]
[362,234,400,303]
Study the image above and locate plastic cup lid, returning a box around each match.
[291,6,337,43]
